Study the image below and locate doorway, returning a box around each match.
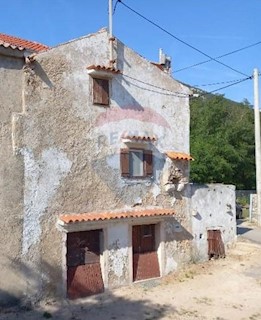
[207,229,225,259]
[66,230,104,299]
[132,224,160,281]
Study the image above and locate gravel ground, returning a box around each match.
[1,238,261,320]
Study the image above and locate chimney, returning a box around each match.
[159,48,172,74]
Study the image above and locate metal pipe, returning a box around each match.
[108,0,114,65]
[253,68,261,225]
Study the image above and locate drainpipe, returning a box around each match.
[108,0,115,66]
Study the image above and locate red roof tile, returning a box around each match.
[0,33,48,52]
[166,151,194,161]
[121,133,157,142]
[59,208,175,224]
[87,64,121,74]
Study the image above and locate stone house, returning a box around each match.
[0,29,236,304]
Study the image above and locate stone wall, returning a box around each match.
[0,50,28,305]
[15,29,192,299]
[190,184,237,261]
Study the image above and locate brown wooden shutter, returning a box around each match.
[120,149,129,177]
[93,78,109,105]
[144,150,153,177]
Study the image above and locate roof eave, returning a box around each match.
[0,45,29,58]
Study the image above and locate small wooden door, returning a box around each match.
[207,229,225,259]
[67,230,104,299]
[132,224,160,281]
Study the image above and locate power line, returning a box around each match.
[193,77,249,88]
[120,73,252,99]
[196,76,252,97]
[175,41,261,73]
[121,73,190,98]
[117,0,249,77]
[113,0,120,14]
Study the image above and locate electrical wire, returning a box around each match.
[196,76,252,97]
[113,2,255,99]
[117,0,249,78]
[175,41,261,73]
[121,73,190,98]
[113,0,120,14]
[193,77,250,88]
[119,73,252,99]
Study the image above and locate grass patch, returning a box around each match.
[178,308,199,317]
[193,296,213,305]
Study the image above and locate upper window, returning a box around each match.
[93,78,109,106]
[120,148,153,178]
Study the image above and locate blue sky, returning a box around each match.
[1,0,260,103]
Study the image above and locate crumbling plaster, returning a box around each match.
[0,28,195,302]
[22,29,191,215]
[107,223,130,287]
[0,53,26,305]
[190,184,237,261]
[21,147,72,255]
[0,28,240,305]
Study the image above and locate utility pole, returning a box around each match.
[254,68,261,226]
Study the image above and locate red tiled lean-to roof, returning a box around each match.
[165,151,194,161]
[59,208,175,224]
[0,33,48,52]
[121,133,157,142]
[87,64,121,74]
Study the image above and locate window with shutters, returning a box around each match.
[93,78,109,106]
[120,148,153,178]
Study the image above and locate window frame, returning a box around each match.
[92,77,110,106]
[129,149,144,178]
[120,148,153,179]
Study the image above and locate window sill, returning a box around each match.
[93,103,110,108]
[121,176,153,186]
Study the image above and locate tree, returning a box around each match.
[190,94,256,190]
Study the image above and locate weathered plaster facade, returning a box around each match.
[0,29,237,304]
[19,29,192,299]
[0,46,27,305]
[191,184,237,261]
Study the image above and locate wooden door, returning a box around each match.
[207,230,225,259]
[132,224,160,281]
[67,230,104,299]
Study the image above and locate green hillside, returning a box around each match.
[190,93,256,190]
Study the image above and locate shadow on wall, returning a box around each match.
[0,256,62,308]
[165,217,193,242]
[189,183,209,197]
[29,61,53,88]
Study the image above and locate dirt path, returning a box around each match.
[1,239,261,320]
